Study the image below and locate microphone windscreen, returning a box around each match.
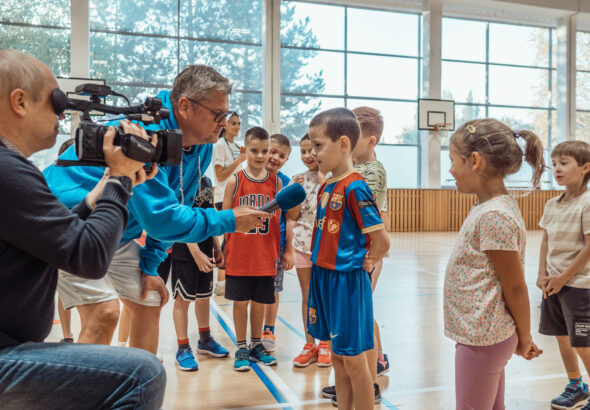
[275,183,306,210]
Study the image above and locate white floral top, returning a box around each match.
[444,195,525,346]
[292,170,321,254]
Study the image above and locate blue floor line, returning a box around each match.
[209,305,292,409]
[381,396,400,409]
[276,315,306,341]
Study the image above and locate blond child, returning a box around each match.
[223,126,282,371]
[261,134,294,352]
[307,107,390,409]
[537,141,590,410]
[444,119,543,409]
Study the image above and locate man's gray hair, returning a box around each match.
[170,64,233,107]
[0,49,46,101]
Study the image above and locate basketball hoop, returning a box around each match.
[433,122,452,132]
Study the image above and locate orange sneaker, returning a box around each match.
[316,341,332,367]
[292,343,318,367]
[261,330,277,352]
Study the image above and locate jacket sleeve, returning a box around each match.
[0,155,130,279]
[127,170,236,276]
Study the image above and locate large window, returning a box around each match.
[442,18,555,188]
[89,0,264,134]
[577,31,590,142]
[0,1,71,169]
[280,2,422,187]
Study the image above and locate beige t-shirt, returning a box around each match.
[354,161,387,212]
[444,195,524,346]
[212,137,242,203]
[539,190,590,289]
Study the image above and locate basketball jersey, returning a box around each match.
[225,170,281,276]
[311,170,384,272]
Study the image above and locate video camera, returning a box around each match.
[54,83,182,167]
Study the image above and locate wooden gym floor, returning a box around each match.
[49,231,574,409]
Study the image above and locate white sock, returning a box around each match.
[117,341,127,347]
[217,280,225,286]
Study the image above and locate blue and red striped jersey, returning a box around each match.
[310,170,384,271]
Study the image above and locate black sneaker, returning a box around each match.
[551,383,589,410]
[330,383,381,406]
[321,385,336,399]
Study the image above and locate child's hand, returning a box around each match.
[281,249,295,271]
[293,175,305,185]
[540,274,567,298]
[363,255,377,273]
[188,243,216,272]
[237,146,247,163]
[213,239,224,267]
[516,335,543,360]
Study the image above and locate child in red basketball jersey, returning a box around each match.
[223,126,282,371]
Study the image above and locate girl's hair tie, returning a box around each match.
[466,124,476,134]
[513,129,521,139]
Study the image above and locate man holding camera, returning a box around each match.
[0,49,166,409]
[44,64,269,354]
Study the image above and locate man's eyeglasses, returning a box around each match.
[186,97,235,123]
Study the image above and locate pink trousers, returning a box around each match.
[455,332,518,410]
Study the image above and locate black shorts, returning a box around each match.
[157,254,172,284]
[225,275,276,304]
[539,285,590,347]
[171,259,214,301]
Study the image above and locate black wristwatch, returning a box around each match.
[108,175,133,194]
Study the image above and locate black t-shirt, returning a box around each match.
[171,176,214,261]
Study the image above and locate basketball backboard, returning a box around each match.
[418,98,455,131]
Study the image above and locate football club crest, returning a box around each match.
[327,218,340,234]
[320,192,329,209]
[309,307,317,325]
[329,193,344,211]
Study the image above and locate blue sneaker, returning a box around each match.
[551,383,589,410]
[175,345,198,371]
[197,337,229,358]
[233,347,251,372]
[249,343,277,366]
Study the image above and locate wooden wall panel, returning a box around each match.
[386,189,562,232]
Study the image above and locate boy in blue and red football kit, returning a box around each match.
[307,107,390,409]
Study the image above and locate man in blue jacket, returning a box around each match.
[44,65,268,354]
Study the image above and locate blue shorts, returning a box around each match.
[307,265,374,356]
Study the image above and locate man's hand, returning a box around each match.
[140,273,169,307]
[103,120,158,186]
[85,168,110,210]
[540,274,568,298]
[232,206,271,233]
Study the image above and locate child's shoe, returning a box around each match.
[233,347,251,372]
[316,341,332,367]
[377,353,390,376]
[175,345,199,371]
[550,383,589,409]
[261,329,277,352]
[197,337,229,358]
[581,400,590,410]
[292,342,318,367]
[249,343,277,366]
[330,383,381,406]
[321,385,336,399]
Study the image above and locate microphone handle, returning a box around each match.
[258,200,280,213]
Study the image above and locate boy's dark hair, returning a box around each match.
[309,107,361,150]
[244,126,269,146]
[270,133,292,153]
[300,133,309,143]
[450,118,546,188]
[552,140,590,185]
[352,106,384,143]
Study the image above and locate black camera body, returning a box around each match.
[75,123,183,166]
[57,83,183,167]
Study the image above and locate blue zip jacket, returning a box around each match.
[43,90,236,276]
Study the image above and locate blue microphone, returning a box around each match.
[258,183,306,213]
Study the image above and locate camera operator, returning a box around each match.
[43,64,269,354]
[0,50,165,409]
